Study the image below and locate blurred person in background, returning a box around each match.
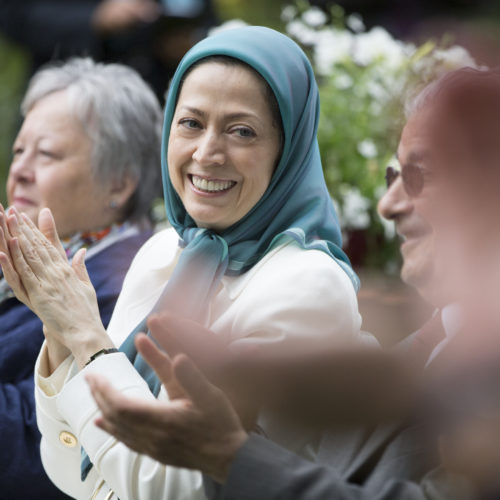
[0,57,161,498]
[86,67,500,500]
[0,27,366,500]
[0,0,217,101]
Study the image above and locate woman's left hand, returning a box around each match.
[0,208,111,365]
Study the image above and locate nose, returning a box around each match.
[9,151,35,184]
[377,176,413,220]
[192,130,226,167]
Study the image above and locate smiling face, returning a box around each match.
[7,90,118,238]
[378,108,442,304]
[167,61,282,232]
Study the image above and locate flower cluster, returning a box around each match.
[284,2,475,267]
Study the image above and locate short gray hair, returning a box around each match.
[22,57,163,222]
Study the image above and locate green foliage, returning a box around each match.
[0,36,29,204]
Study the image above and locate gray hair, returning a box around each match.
[22,57,163,222]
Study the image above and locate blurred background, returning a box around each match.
[1,0,499,343]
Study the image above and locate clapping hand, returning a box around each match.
[87,332,248,483]
[0,206,112,370]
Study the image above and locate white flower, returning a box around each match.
[335,73,353,89]
[286,19,320,45]
[208,19,248,36]
[313,28,353,75]
[357,139,378,158]
[302,7,327,28]
[433,45,476,69]
[341,187,371,229]
[281,5,297,23]
[366,80,388,101]
[352,27,406,68]
[346,13,365,33]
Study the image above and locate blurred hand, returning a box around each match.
[87,335,248,483]
[92,0,161,35]
[145,311,418,428]
[440,413,500,494]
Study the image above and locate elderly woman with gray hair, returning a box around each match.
[0,57,161,498]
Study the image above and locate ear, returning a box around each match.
[108,174,138,213]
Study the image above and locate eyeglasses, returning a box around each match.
[385,164,426,197]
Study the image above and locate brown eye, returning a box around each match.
[232,127,255,138]
[180,119,201,130]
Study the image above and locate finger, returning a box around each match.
[8,237,39,290]
[173,354,218,408]
[20,212,62,265]
[0,213,12,252]
[0,251,29,304]
[7,211,20,237]
[86,374,119,417]
[147,313,185,358]
[87,376,138,440]
[135,333,173,387]
[37,208,66,260]
[148,313,223,368]
[12,214,54,271]
[0,227,10,256]
[72,248,91,284]
[87,374,161,435]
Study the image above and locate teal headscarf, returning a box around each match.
[81,26,358,480]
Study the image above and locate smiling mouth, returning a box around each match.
[189,174,236,193]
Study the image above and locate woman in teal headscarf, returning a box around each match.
[1,26,364,500]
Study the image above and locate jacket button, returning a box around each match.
[59,431,78,448]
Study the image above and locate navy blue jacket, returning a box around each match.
[0,231,150,499]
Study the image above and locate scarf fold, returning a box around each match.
[81,26,359,480]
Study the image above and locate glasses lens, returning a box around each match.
[385,166,399,188]
[402,164,424,197]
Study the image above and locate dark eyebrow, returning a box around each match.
[178,105,260,122]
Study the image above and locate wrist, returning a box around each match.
[68,328,115,370]
[210,431,248,484]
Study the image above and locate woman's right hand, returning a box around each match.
[0,207,70,371]
[0,207,112,369]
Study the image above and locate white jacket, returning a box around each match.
[35,228,364,499]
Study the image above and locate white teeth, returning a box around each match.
[191,175,234,192]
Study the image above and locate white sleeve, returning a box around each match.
[35,343,96,499]
[55,353,205,500]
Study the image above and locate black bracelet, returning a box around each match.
[85,348,119,366]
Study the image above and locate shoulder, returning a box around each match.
[223,242,361,341]
[123,227,180,276]
[229,241,357,303]
[105,227,180,327]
